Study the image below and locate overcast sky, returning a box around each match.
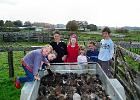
[0,0,140,27]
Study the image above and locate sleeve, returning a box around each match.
[85,56,88,63]
[86,50,90,57]
[63,42,68,55]
[109,42,114,59]
[77,56,80,63]
[33,55,41,75]
[42,56,49,64]
[50,42,54,49]
[86,51,90,61]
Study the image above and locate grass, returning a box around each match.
[0,51,26,100]
[0,31,140,99]
[0,41,49,100]
[124,55,139,71]
[0,78,21,100]
[0,41,47,48]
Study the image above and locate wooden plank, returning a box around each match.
[116,74,139,100]
[118,46,140,63]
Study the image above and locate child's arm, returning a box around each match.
[42,57,50,69]
[33,57,40,76]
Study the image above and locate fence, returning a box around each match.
[0,42,140,99]
[0,32,70,43]
[112,45,140,100]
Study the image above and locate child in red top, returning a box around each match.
[65,34,79,62]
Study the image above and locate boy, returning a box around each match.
[50,31,67,63]
[98,27,114,78]
[15,45,56,89]
[86,41,99,62]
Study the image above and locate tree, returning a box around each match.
[66,20,78,31]
[13,20,23,27]
[87,24,97,31]
[24,21,32,27]
[115,28,129,34]
[0,20,4,27]
[4,20,15,27]
[78,21,88,31]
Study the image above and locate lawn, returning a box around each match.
[0,42,47,100]
[0,51,24,100]
[0,31,140,99]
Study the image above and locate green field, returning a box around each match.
[0,42,47,100]
[0,31,140,100]
[0,51,24,100]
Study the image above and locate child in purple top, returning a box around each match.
[15,45,56,89]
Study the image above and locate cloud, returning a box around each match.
[0,0,140,27]
[0,0,19,5]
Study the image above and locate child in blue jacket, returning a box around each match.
[86,41,99,62]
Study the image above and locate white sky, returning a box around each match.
[0,0,140,27]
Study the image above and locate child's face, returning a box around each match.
[42,48,51,56]
[54,34,60,42]
[88,44,95,50]
[102,32,109,39]
[48,54,56,61]
[80,50,85,55]
[70,38,76,44]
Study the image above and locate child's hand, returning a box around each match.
[34,74,40,81]
[45,63,50,69]
[47,63,50,67]
[62,55,67,61]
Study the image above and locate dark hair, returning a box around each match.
[53,31,60,35]
[102,27,111,34]
[88,41,96,46]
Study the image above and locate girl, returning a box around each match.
[65,34,79,62]
[15,45,56,89]
[77,45,87,65]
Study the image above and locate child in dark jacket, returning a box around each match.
[86,41,99,62]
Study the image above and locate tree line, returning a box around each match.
[66,20,98,31]
[0,19,132,34]
[0,20,32,32]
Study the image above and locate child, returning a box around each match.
[65,34,79,62]
[41,53,57,70]
[98,27,114,78]
[86,41,99,62]
[15,45,55,89]
[77,45,87,65]
[50,31,67,63]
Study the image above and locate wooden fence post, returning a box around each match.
[24,48,26,55]
[113,46,118,78]
[8,47,14,78]
[129,40,132,52]
[138,63,140,71]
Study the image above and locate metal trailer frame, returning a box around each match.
[20,63,126,100]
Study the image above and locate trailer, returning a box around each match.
[20,62,126,100]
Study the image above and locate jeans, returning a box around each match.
[98,60,113,78]
[18,64,34,83]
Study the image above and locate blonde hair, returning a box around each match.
[79,45,86,55]
[42,45,53,53]
[79,45,86,51]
